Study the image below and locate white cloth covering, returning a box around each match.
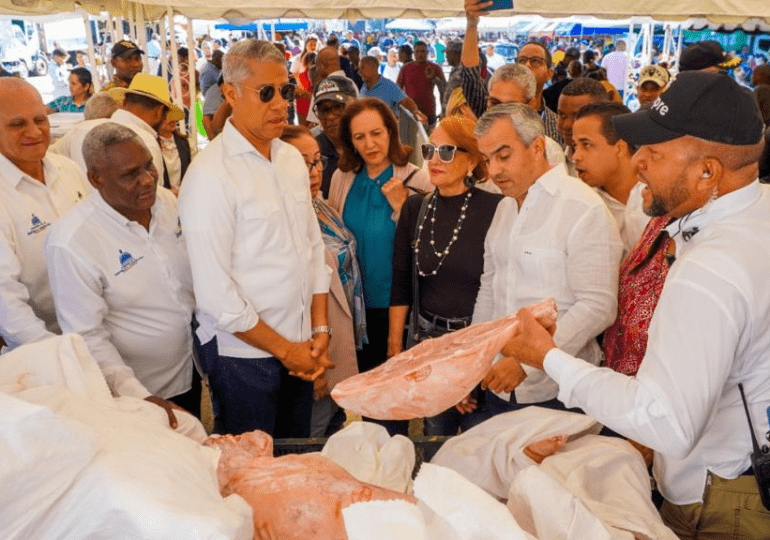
[0,334,252,540]
[179,120,331,358]
[45,188,195,400]
[472,163,623,403]
[0,151,89,349]
[544,181,770,505]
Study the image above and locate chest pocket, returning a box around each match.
[515,246,567,299]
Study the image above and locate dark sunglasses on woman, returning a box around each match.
[421,144,468,163]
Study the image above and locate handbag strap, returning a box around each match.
[410,191,434,340]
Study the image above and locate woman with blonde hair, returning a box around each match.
[327,97,431,436]
[389,115,504,437]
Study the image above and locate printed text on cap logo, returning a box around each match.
[651,98,669,116]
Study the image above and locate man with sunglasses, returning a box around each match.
[179,40,334,437]
[312,76,358,199]
[461,0,562,146]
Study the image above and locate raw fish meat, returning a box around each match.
[332,298,557,420]
[206,431,416,540]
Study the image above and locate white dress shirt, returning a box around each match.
[473,164,623,403]
[544,181,770,505]
[45,188,194,400]
[179,120,331,358]
[0,152,90,349]
[596,182,650,255]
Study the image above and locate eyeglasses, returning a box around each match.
[314,101,346,117]
[421,144,468,163]
[243,83,296,103]
[307,156,328,172]
[515,56,546,68]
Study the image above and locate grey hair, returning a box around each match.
[222,39,286,90]
[474,102,544,147]
[488,64,536,102]
[83,93,119,120]
[82,122,140,172]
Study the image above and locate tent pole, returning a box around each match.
[82,13,101,92]
[136,5,148,74]
[128,7,136,44]
[625,21,634,105]
[675,24,684,71]
[168,7,186,136]
[116,17,124,41]
[187,17,198,153]
[159,16,169,82]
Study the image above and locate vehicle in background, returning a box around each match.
[0,20,47,77]
[493,41,520,63]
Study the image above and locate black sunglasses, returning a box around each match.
[421,144,468,163]
[248,83,296,103]
[307,156,328,171]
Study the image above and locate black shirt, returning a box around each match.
[391,187,503,318]
[316,131,339,200]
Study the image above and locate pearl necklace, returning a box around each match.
[414,189,473,277]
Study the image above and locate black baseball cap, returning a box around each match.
[612,71,763,147]
[679,40,741,72]
[314,76,357,104]
[111,40,144,59]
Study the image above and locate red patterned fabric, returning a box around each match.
[603,216,671,376]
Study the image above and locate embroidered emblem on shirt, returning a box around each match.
[682,226,699,242]
[175,217,183,239]
[77,191,84,201]
[27,213,51,236]
[115,249,144,276]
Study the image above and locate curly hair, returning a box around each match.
[337,97,412,173]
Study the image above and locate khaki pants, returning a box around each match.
[659,472,770,539]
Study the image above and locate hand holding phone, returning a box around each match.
[485,0,513,11]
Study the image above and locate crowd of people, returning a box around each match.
[2,1,770,536]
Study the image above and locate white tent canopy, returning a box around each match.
[1,0,769,25]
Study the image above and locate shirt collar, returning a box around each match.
[530,163,567,197]
[111,109,156,138]
[0,150,59,190]
[222,119,282,161]
[92,187,165,228]
[664,180,762,246]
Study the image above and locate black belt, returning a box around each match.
[419,311,472,332]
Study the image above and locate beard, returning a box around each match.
[643,177,690,217]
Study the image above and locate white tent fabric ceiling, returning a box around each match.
[1,0,769,25]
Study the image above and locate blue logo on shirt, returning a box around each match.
[115,249,144,276]
[175,217,183,239]
[27,213,51,236]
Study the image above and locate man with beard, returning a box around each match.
[179,40,333,437]
[502,72,770,539]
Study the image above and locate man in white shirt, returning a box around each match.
[0,77,90,350]
[179,39,333,437]
[571,101,649,254]
[485,44,506,71]
[473,102,623,415]
[600,40,628,97]
[503,72,770,538]
[49,49,71,100]
[46,122,198,428]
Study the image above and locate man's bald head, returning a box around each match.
[316,47,341,80]
[0,77,50,170]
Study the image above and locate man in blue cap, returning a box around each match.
[502,71,770,537]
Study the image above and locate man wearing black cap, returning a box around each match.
[312,76,358,199]
[103,40,145,91]
[678,40,741,73]
[502,71,770,537]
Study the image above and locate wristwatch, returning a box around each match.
[311,325,333,337]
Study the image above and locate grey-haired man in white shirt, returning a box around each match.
[473,102,623,415]
[504,72,770,537]
[46,122,198,430]
[179,39,333,437]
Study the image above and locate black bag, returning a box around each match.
[406,192,434,349]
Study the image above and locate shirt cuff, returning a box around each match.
[312,263,333,295]
[216,302,260,334]
[543,348,596,408]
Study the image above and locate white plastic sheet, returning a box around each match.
[0,334,253,540]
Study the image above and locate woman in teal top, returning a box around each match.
[328,97,430,436]
[47,67,93,113]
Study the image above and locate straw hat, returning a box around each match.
[109,73,185,122]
